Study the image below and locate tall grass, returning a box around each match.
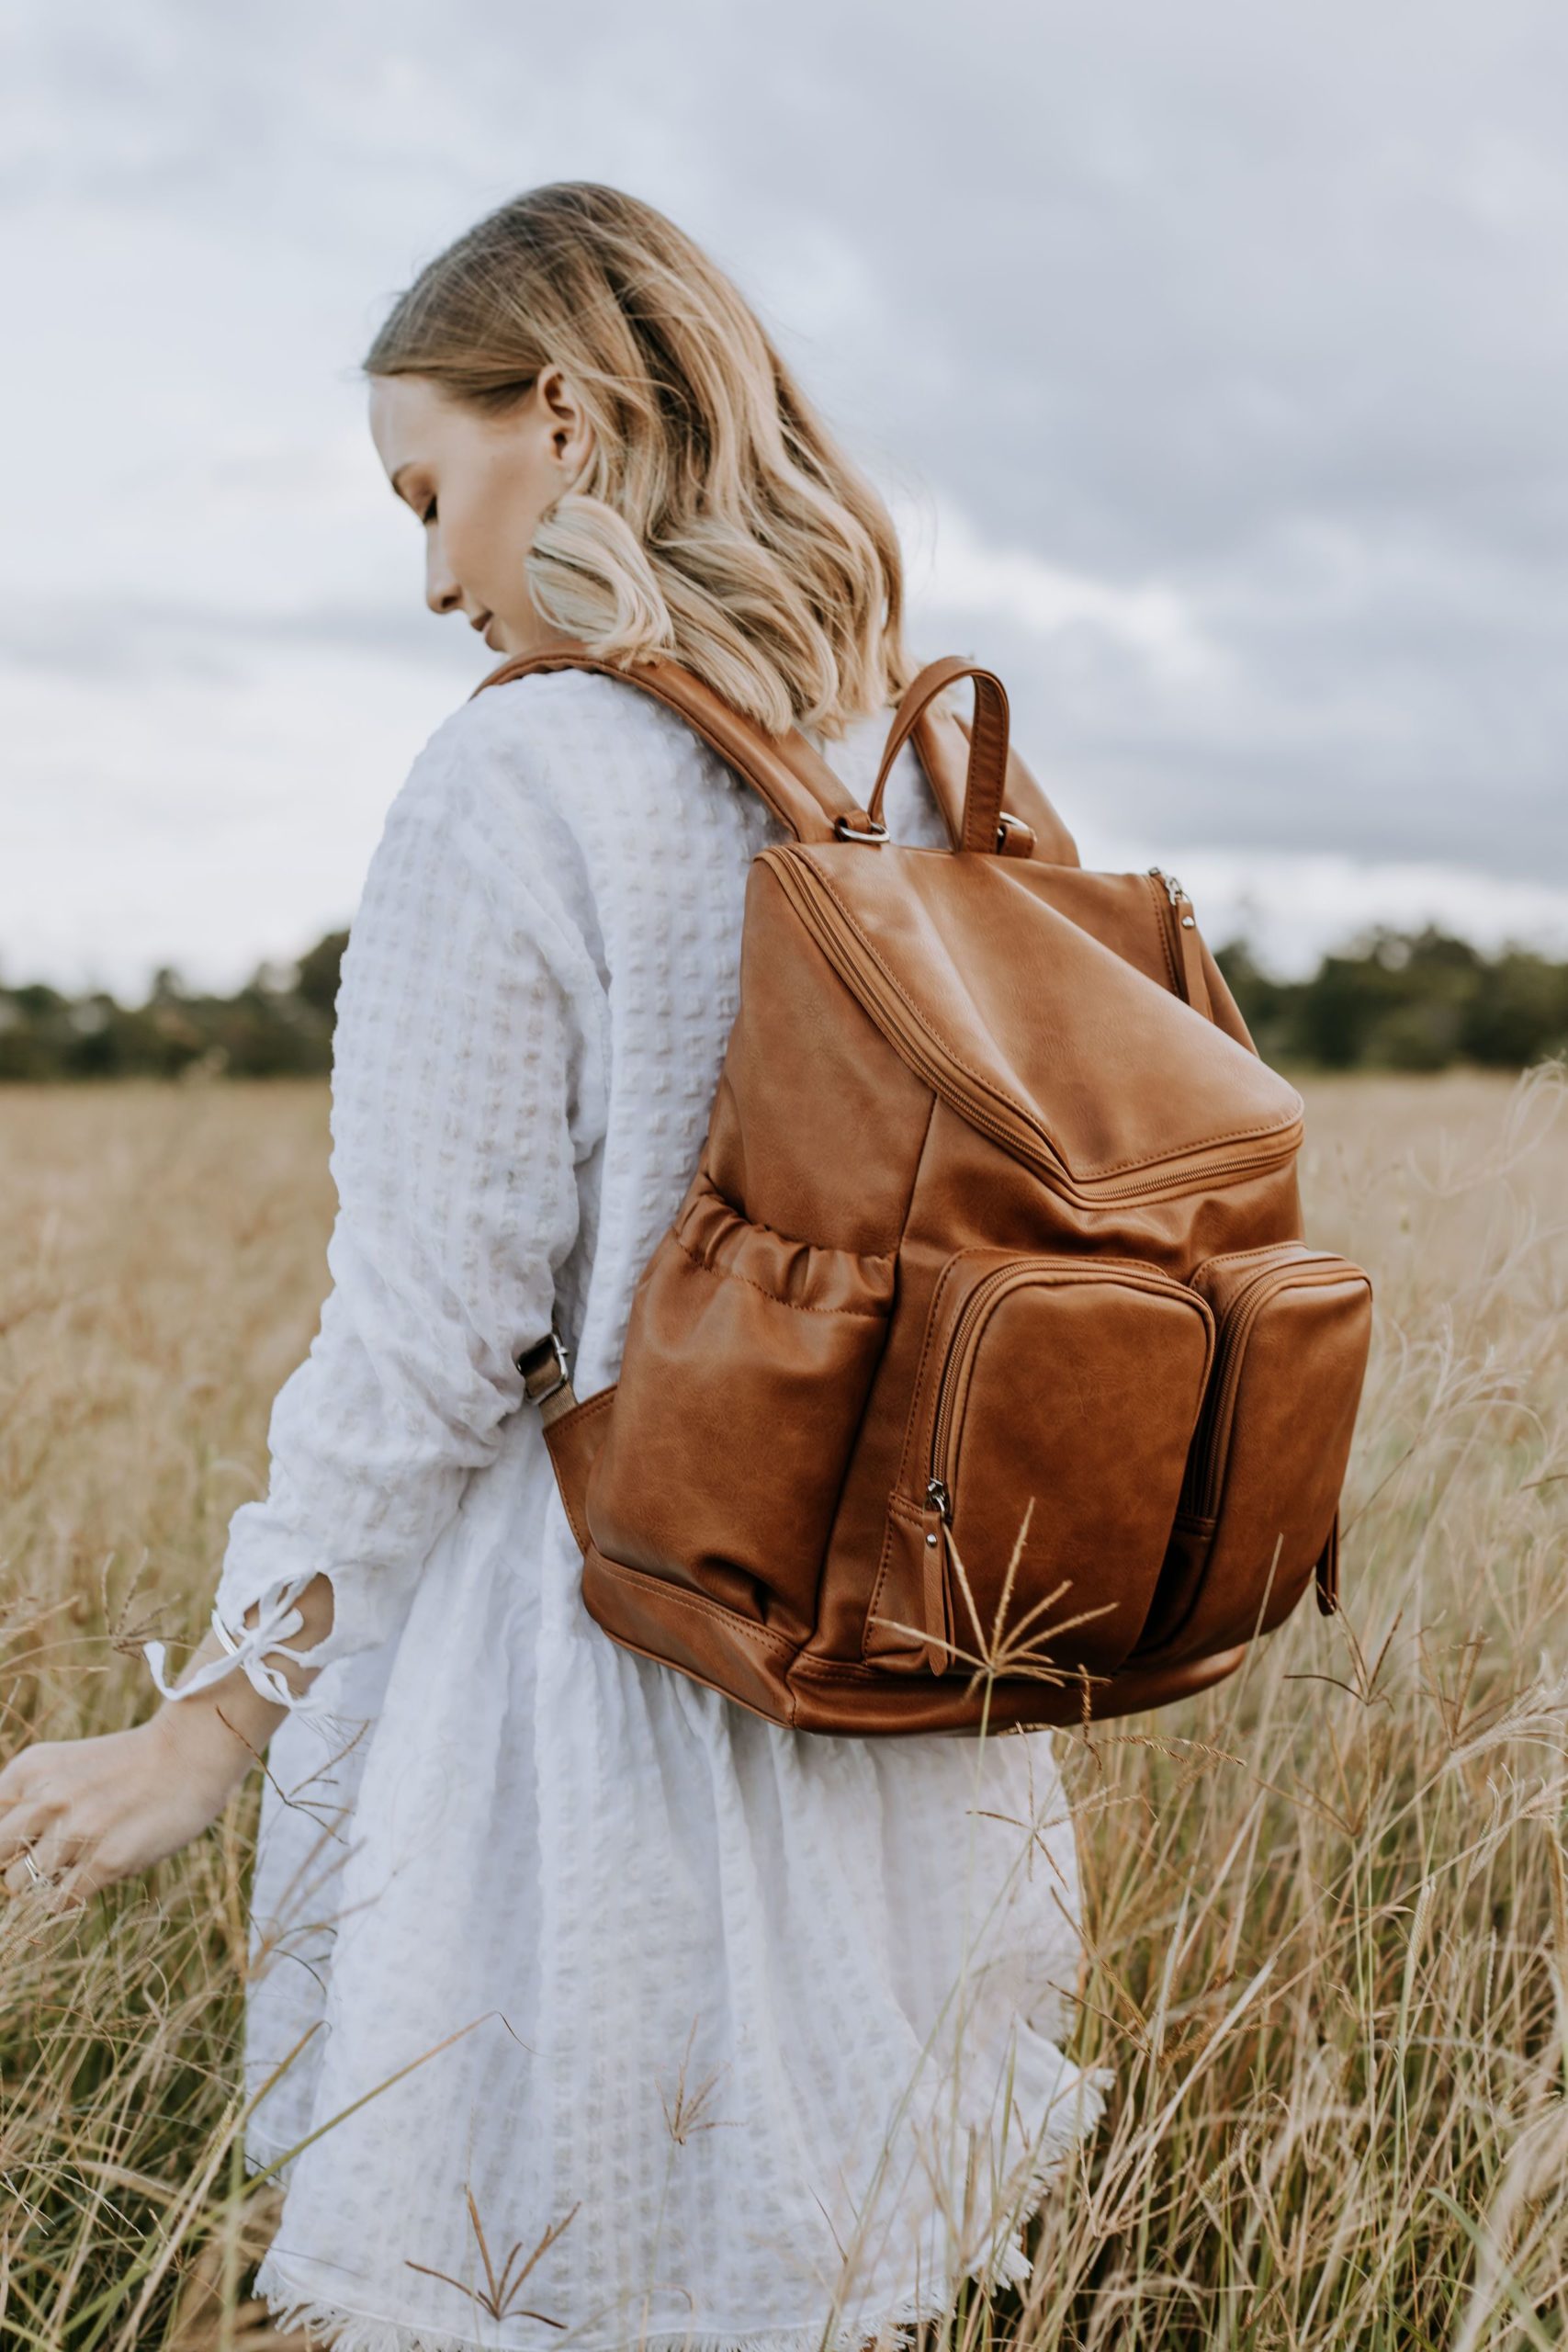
[1,1068,1564,2348]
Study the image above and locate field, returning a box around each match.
[1,1069,1565,2348]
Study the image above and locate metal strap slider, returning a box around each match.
[516,1324,571,1405]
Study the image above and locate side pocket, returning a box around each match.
[1133,1245,1373,1665]
[865,1251,1215,1685]
[584,1166,897,1644]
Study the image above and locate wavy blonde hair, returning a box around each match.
[361,182,916,740]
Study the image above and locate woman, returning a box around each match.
[0,183,1111,2350]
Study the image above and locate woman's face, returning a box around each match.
[368,368,594,658]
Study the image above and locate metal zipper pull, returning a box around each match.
[919,1483,953,1673]
[1149,866,1213,1022]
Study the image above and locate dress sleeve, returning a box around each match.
[141,699,609,1718]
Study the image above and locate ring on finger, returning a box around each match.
[21,1848,51,1888]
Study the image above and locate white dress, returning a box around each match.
[145,666,1113,2352]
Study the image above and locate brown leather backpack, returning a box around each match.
[470,640,1373,1735]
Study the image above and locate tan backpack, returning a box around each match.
[471,641,1373,1734]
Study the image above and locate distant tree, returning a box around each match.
[0,924,352,1081]
[1292,950,1392,1069]
[294,930,349,1018]
[1459,950,1568,1067]
[1213,938,1300,1062]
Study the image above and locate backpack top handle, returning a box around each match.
[866,658,1011,854]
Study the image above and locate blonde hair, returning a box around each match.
[361,182,916,740]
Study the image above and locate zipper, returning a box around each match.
[765,850,1299,1205]
[924,1259,1213,1523]
[929,1264,1024,1505]
[1146,865,1187,993]
[1180,1250,1343,1520]
[1147,866,1211,1016]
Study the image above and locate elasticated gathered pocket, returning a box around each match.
[866,1250,1215,1685]
[1132,1244,1373,1665]
[584,1166,897,1644]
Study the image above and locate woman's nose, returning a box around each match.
[424,549,463,616]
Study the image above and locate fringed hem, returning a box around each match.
[961,2055,1116,2301]
[251,2066,1113,2352]
[254,2256,985,2352]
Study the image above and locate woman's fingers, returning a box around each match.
[1,1806,84,1900]
[0,1720,248,1907]
[24,1851,94,1915]
[0,1747,39,1826]
[0,1758,104,1903]
[1,1848,89,1914]
[0,1790,56,1875]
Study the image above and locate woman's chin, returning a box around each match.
[482,617,582,662]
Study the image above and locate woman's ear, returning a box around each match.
[538,365,594,480]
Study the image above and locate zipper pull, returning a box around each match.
[1150,865,1213,1022]
[919,1481,953,1673]
[1177,892,1213,1022]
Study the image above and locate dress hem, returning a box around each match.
[254,2256,1010,2352]
[247,2065,1111,2352]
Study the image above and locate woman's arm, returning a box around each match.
[1,689,607,1908]
[149,703,605,1723]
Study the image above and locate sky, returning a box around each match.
[1,0,1562,994]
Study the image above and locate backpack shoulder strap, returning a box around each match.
[468,639,880,847]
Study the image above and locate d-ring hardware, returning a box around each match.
[832,813,889,843]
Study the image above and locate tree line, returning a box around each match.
[0,933,349,1082]
[1213,927,1567,1071]
[0,922,1563,1081]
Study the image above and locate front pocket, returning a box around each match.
[584,1165,897,1644]
[865,1251,1215,1685]
[1132,1245,1373,1664]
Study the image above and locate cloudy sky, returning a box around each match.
[2,0,1561,993]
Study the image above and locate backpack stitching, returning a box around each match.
[801,858,1298,1174]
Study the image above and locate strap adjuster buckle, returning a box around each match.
[516,1324,571,1406]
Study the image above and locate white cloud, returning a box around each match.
[895,492,1227,686]
[0,640,466,995]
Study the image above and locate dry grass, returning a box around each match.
[1,1068,1565,2348]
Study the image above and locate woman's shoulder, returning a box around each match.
[395,664,715,851]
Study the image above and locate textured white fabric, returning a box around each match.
[148,670,1112,2352]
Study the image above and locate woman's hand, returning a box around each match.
[0,1573,334,1913]
[0,1702,257,1914]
